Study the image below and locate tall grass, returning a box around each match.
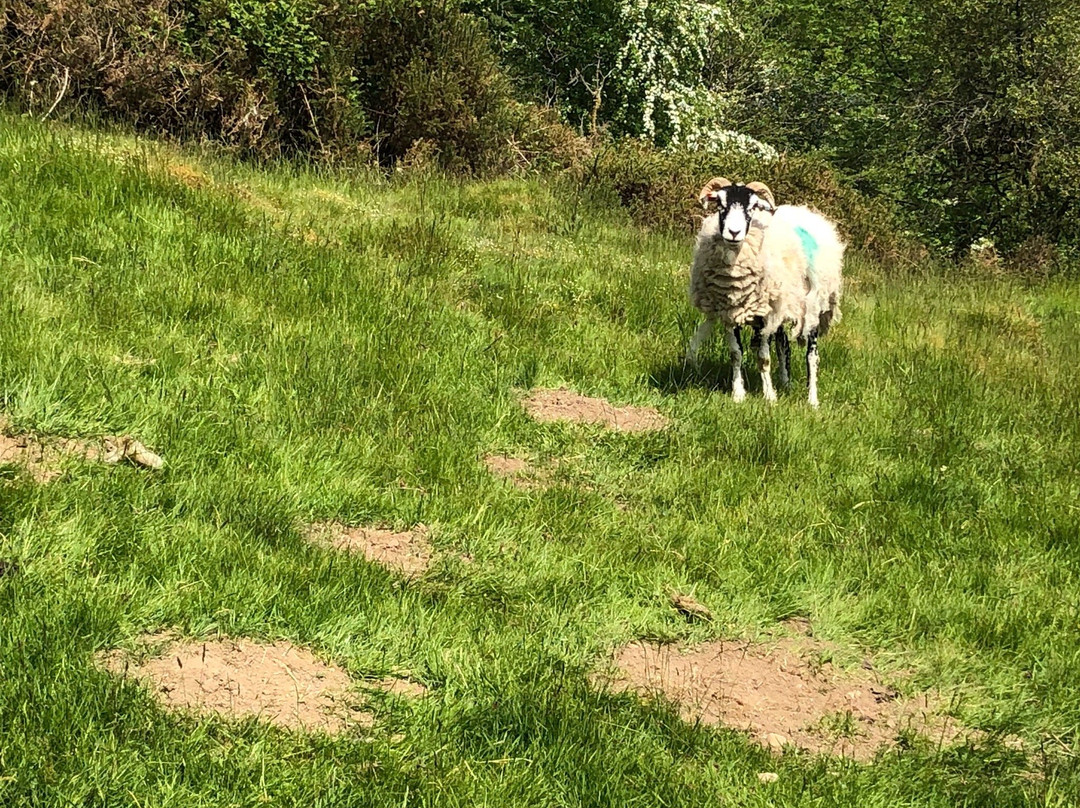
[0,115,1077,806]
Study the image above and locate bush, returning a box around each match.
[0,0,582,170]
[467,0,768,149]
[586,139,921,264]
[345,0,581,172]
[1,0,321,154]
[745,0,1080,259]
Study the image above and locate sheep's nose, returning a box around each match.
[727,228,741,240]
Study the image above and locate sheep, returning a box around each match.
[686,177,844,407]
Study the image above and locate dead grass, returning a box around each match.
[162,160,212,189]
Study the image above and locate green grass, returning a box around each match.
[1,113,1078,806]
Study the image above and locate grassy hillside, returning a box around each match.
[1,114,1078,806]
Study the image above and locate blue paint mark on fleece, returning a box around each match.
[794,226,819,283]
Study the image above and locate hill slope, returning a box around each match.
[1,116,1078,806]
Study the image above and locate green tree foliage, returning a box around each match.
[469,0,771,152]
[751,0,1080,256]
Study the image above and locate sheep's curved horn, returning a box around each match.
[746,181,775,208]
[698,176,731,207]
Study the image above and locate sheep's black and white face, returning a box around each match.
[712,185,774,244]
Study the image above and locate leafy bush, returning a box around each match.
[345,0,581,172]
[586,139,921,263]
[0,0,582,170]
[467,0,769,150]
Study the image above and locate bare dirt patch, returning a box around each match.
[597,638,965,761]
[362,676,429,699]
[1,416,163,481]
[520,388,668,433]
[1,416,99,482]
[305,521,433,578]
[98,634,365,734]
[483,453,552,490]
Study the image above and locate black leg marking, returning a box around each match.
[750,317,766,356]
[775,326,791,386]
[805,330,818,377]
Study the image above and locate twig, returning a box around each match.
[42,66,69,120]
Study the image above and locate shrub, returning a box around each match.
[0,0,582,170]
[345,0,581,172]
[467,0,768,149]
[586,139,921,263]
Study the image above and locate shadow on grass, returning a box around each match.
[647,358,735,395]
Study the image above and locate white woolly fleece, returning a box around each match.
[689,204,844,341]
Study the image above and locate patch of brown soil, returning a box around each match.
[521,388,668,433]
[1,416,99,483]
[483,453,551,490]
[1,416,163,481]
[598,639,965,761]
[98,635,370,733]
[305,522,432,578]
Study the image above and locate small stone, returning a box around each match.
[102,435,164,470]
[669,591,713,621]
[757,772,779,784]
[764,732,788,753]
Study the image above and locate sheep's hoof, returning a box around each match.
[732,388,747,403]
[808,396,820,409]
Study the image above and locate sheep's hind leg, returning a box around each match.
[686,318,714,366]
[751,320,777,404]
[806,330,820,408]
[727,327,746,402]
[774,326,791,389]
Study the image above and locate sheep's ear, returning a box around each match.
[746,181,775,210]
[698,176,731,208]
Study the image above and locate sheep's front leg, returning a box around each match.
[726,327,746,402]
[752,321,777,404]
[774,326,791,389]
[806,330,820,408]
[686,318,714,366]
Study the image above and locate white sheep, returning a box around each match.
[686,177,844,407]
